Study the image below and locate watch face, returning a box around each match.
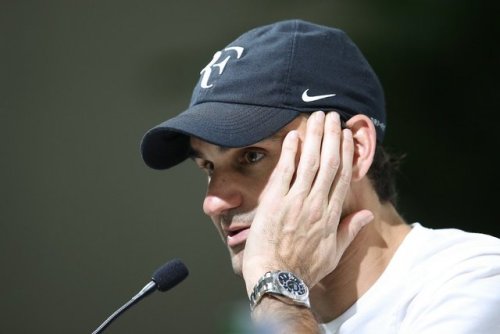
[277,272,307,296]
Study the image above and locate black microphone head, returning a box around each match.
[152,259,189,292]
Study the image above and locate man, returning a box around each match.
[140,20,500,333]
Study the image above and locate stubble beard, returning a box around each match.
[229,243,245,277]
[217,210,256,277]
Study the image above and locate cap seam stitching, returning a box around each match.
[281,20,298,108]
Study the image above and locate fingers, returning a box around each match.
[310,112,342,196]
[291,111,325,196]
[264,130,300,197]
[291,111,351,200]
[267,110,353,207]
[327,127,354,217]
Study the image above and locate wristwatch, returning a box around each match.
[249,271,310,310]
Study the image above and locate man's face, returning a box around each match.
[189,116,307,275]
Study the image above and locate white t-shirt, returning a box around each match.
[322,223,500,334]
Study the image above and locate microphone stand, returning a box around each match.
[92,281,156,334]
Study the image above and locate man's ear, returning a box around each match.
[346,114,377,181]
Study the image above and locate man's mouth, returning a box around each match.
[226,227,250,247]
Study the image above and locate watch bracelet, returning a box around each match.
[249,271,310,310]
[250,272,274,310]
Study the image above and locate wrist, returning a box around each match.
[251,296,320,334]
[245,271,266,297]
[243,261,278,296]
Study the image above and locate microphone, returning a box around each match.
[92,259,189,334]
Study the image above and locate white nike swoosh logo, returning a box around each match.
[301,89,336,102]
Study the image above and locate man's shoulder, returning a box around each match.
[395,224,500,333]
[409,223,500,256]
[321,223,500,334]
[399,223,500,305]
[405,223,500,270]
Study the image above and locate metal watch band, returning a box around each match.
[249,271,310,310]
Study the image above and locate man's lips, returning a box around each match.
[225,226,251,247]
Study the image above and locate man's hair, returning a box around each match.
[367,145,404,206]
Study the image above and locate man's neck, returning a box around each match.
[310,200,410,323]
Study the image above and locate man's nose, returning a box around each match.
[202,172,242,216]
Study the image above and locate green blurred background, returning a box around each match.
[1,1,498,333]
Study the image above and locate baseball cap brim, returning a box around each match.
[141,102,300,170]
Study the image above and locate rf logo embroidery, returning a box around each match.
[200,46,244,88]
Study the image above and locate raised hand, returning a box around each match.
[242,111,374,294]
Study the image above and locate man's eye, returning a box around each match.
[194,159,214,175]
[243,151,265,164]
[204,162,214,174]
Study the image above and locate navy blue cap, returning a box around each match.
[141,19,386,170]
